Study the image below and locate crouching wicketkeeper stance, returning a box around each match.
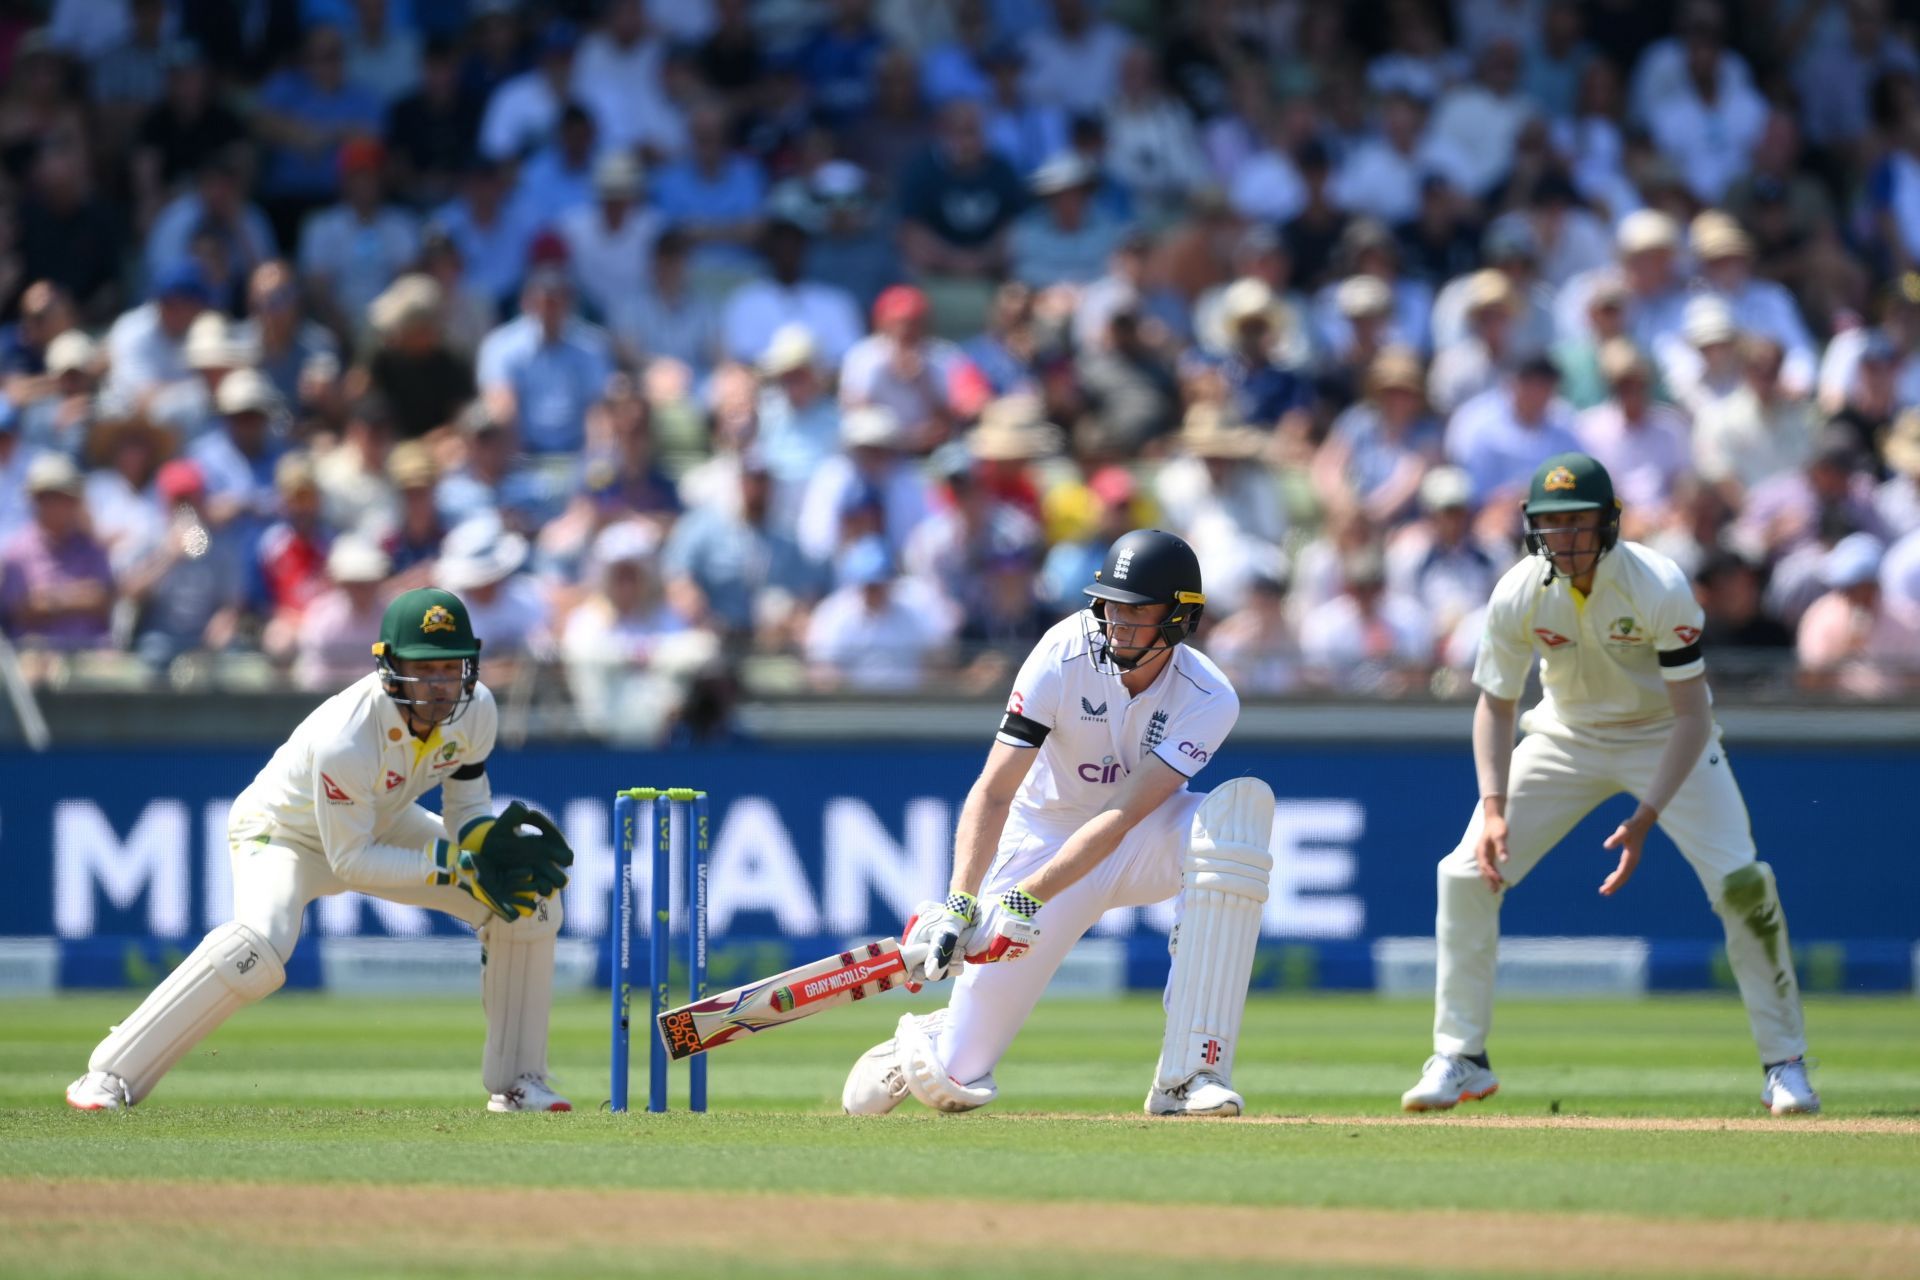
[67,588,577,1113]
[1401,453,1818,1117]
[843,529,1275,1117]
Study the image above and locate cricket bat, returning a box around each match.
[656,938,929,1060]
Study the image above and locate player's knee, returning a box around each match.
[480,892,563,944]
[1717,862,1774,913]
[208,921,287,1000]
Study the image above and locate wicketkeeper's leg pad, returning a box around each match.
[897,1009,998,1113]
[88,921,286,1103]
[479,892,563,1094]
[1155,777,1275,1092]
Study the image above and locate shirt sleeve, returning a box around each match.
[437,685,498,845]
[1151,686,1241,779]
[1471,568,1536,700]
[1650,568,1708,682]
[312,733,442,888]
[995,631,1068,748]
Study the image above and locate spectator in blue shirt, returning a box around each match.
[507,101,602,236]
[664,448,822,639]
[431,157,537,310]
[799,0,887,128]
[253,24,385,244]
[1201,278,1313,429]
[653,102,768,271]
[475,267,615,455]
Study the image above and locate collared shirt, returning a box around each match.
[475,315,615,454]
[721,278,865,368]
[229,672,498,887]
[1475,540,1708,736]
[1444,388,1584,501]
[557,203,665,324]
[102,303,192,413]
[1574,401,1692,509]
[145,193,279,289]
[479,70,569,161]
[298,203,422,328]
[993,611,1240,838]
[803,583,950,692]
[0,524,114,647]
[430,197,538,305]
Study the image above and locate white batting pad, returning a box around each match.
[1155,778,1274,1092]
[89,921,286,1103]
[479,894,562,1094]
[897,1010,998,1113]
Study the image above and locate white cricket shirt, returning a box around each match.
[229,672,498,888]
[1474,540,1708,736]
[995,612,1241,837]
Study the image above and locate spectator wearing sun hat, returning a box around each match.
[1796,532,1920,697]
[559,150,665,326]
[0,453,115,649]
[288,535,395,691]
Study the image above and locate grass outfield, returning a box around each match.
[3,992,1918,1279]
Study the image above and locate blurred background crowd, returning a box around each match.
[1,0,1918,743]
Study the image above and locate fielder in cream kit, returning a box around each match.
[67,588,578,1113]
[1402,453,1819,1116]
[844,529,1277,1117]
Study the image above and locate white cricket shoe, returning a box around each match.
[1762,1059,1820,1116]
[842,1031,910,1115]
[1146,1073,1244,1117]
[66,1070,132,1111]
[488,1073,571,1112]
[1401,1053,1500,1112]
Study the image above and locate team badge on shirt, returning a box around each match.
[1606,616,1645,646]
[1143,708,1169,749]
[431,741,462,770]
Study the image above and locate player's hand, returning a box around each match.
[1474,809,1510,892]
[1600,806,1655,896]
[963,888,1043,964]
[472,801,574,896]
[901,892,977,991]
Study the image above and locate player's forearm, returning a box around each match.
[327,836,452,889]
[1019,808,1127,903]
[1472,693,1519,812]
[439,769,494,849]
[949,783,1011,898]
[1639,685,1714,818]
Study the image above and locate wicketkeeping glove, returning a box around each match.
[962,888,1044,964]
[902,891,978,989]
[454,802,574,919]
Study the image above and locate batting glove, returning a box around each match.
[902,891,977,989]
[963,888,1044,964]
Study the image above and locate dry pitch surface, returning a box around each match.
[3,992,1917,1280]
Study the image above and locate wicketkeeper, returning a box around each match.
[843,529,1276,1117]
[67,588,577,1112]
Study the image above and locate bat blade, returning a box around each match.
[656,938,924,1060]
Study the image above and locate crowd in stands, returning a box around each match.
[1,0,1918,741]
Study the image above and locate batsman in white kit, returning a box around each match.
[1402,453,1819,1117]
[843,529,1276,1117]
[67,587,577,1112]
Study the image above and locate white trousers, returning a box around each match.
[1434,724,1808,1065]
[933,791,1207,1083]
[231,806,493,961]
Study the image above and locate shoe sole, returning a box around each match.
[1765,1099,1820,1116]
[488,1101,573,1113]
[1402,1082,1499,1113]
[65,1096,117,1111]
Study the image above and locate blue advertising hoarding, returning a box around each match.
[2,742,1914,990]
